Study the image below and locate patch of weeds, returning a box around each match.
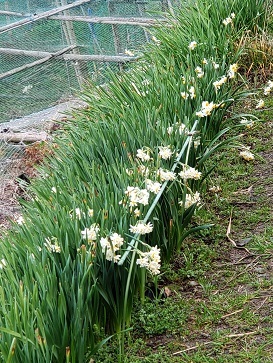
[132,297,190,336]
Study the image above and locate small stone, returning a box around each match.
[188,280,198,287]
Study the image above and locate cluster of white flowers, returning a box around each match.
[256,99,265,109]
[212,61,220,70]
[0,259,7,269]
[16,216,25,225]
[179,191,201,209]
[129,221,153,235]
[209,185,222,193]
[227,63,238,79]
[196,101,217,117]
[81,223,100,243]
[240,118,255,129]
[100,233,124,263]
[138,164,150,176]
[223,13,235,26]
[136,246,161,275]
[125,49,134,57]
[167,122,188,136]
[125,186,150,206]
[136,148,151,161]
[181,86,196,100]
[195,66,204,78]
[70,208,94,219]
[178,164,202,180]
[158,146,173,159]
[44,237,61,253]
[188,41,197,50]
[145,179,162,194]
[264,80,273,95]
[239,150,255,161]
[157,168,176,181]
[151,36,161,45]
[213,75,227,91]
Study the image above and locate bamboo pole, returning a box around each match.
[108,2,123,71]
[57,0,87,89]
[0,45,75,80]
[136,3,149,42]
[0,0,91,34]
[63,54,137,62]
[0,47,137,62]
[0,47,51,58]
[48,15,164,26]
[0,10,26,17]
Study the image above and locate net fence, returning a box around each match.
[0,0,173,123]
[0,0,177,224]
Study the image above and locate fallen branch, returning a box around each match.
[226,212,251,253]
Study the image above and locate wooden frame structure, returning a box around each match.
[0,0,171,86]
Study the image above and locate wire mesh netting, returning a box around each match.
[0,0,173,123]
[0,0,177,224]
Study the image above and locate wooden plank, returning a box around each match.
[0,0,90,34]
[0,45,75,80]
[48,15,164,26]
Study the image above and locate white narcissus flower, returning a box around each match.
[110,233,124,248]
[239,150,255,161]
[16,216,24,225]
[256,99,265,109]
[213,76,227,91]
[136,245,161,275]
[189,86,196,99]
[181,91,189,100]
[188,41,197,50]
[223,17,232,26]
[129,221,153,235]
[178,165,202,180]
[196,101,216,117]
[264,81,273,95]
[100,233,124,263]
[158,146,173,160]
[212,61,220,70]
[136,148,151,161]
[195,66,204,78]
[125,49,134,56]
[44,237,61,253]
[179,191,201,209]
[0,259,7,269]
[157,168,176,181]
[81,224,100,242]
[126,186,150,206]
[145,179,162,194]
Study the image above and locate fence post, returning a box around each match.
[56,0,88,89]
